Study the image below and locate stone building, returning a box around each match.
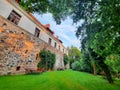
[0,0,69,75]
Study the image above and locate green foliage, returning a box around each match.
[63,54,69,65]
[20,0,73,24]
[71,61,81,71]
[48,0,74,24]
[68,46,81,67]
[37,49,55,70]
[79,54,93,73]
[105,54,120,77]
[71,0,120,83]
[20,0,49,14]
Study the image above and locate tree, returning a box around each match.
[105,54,120,78]
[20,0,73,24]
[20,0,49,14]
[81,51,94,73]
[68,46,81,68]
[71,61,81,71]
[71,0,120,84]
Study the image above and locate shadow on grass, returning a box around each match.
[25,72,43,75]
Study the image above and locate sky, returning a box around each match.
[34,13,84,49]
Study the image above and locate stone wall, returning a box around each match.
[0,16,64,75]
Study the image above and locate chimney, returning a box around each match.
[15,0,21,3]
[56,36,59,39]
[45,24,50,28]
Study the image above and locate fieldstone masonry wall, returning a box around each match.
[0,16,64,75]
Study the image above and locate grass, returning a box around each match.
[0,70,120,90]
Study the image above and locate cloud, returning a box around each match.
[33,13,81,49]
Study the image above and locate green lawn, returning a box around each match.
[0,70,120,90]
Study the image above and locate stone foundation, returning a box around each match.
[0,15,64,75]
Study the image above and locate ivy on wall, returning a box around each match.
[63,54,69,66]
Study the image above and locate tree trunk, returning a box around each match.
[89,51,97,75]
[93,61,96,75]
[99,60,114,84]
[46,59,48,71]
[91,59,96,75]
[89,48,113,84]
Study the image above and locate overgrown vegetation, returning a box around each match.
[37,49,55,70]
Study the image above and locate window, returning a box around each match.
[36,53,39,60]
[8,10,21,25]
[16,66,20,71]
[63,49,64,53]
[34,28,40,37]
[54,42,57,48]
[48,38,52,45]
[59,45,60,50]
[25,50,28,54]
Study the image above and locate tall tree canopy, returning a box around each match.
[73,0,120,83]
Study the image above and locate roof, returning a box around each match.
[44,24,54,35]
[29,14,63,44]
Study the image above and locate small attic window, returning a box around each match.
[59,45,60,50]
[54,42,57,48]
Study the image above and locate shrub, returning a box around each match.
[71,61,81,71]
[37,49,56,70]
